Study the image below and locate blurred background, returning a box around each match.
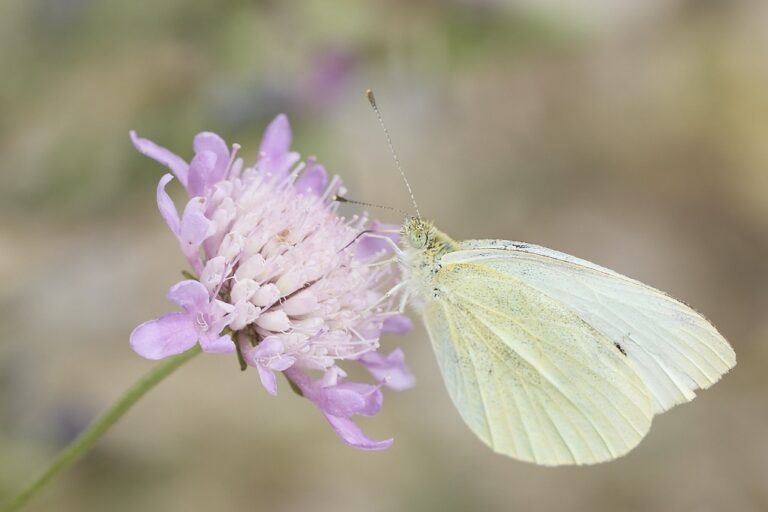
[1,0,767,510]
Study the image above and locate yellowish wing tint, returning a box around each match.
[425,262,654,465]
[446,240,736,413]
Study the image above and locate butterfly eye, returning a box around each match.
[409,231,427,249]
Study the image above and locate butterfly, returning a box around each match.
[397,216,735,465]
[364,90,736,466]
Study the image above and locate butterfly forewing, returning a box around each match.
[425,261,654,465]
[445,240,736,414]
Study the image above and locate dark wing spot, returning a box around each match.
[614,342,627,356]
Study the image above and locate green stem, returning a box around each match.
[1,345,202,512]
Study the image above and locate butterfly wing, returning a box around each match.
[424,261,654,465]
[445,240,736,414]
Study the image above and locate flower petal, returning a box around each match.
[294,162,328,196]
[258,114,300,178]
[130,131,189,186]
[259,114,292,163]
[187,150,218,197]
[248,335,284,359]
[156,174,180,235]
[256,365,278,396]
[322,413,394,451]
[359,348,416,391]
[334,382,384,416]
[193,132,229,185]
[382,314,413,335]
[199,334,235,354]
[316,387,367,418]
[267,355,296,372]
[129,313,197,360]
[167,280,210,312]
[179,197,212,246]
[285,369,393,450]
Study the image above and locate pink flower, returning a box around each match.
[129,115,413,449]
[130,280,234,359]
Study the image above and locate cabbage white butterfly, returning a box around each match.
[365,91,736,465]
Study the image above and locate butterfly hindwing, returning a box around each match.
[424,261,654,465]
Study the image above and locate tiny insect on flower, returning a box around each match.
[129,115,414,449]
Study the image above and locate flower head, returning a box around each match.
[129,115,413,449]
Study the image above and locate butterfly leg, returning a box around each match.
[356,233,405,259]
[397,290,410,312]
[364,281,405,314]
[360,257,397,269]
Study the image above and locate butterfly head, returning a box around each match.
[402,217,458,260]
[403,216,432,249]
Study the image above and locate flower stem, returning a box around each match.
[1,345,202,512]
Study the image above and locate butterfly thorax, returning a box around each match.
[399,217,459,310]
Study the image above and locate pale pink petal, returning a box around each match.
[257,365,278,396]
[359,348,416,391]
[130,131,189,186]
[156,174,180,235]
[285,370,393,449]
[129,313,197,360]
[334,382,384,416]
[199,334,235,353]
[258,114,300,178]
[355,223,401,260]
[187,150,218,197]
[193,132,229,184]
[267,355,296,372]
[294,162,328,196]
[316,387,367,418]
[205,300,236,336]
[247,336,284,359]
[259,114,292,163]
[167,280,210,311]
[179,197,212,246]
[382,314,413,335]
[322,413,393,450]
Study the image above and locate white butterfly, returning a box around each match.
[363,90,736,465]
[395,217,735,465]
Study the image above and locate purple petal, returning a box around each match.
[256,366,278,396]
[167,280,210,312]
[206,299,235,336]
[285,369,393,450]
[268,355,296,372]
[247,335,284,359]
[294,162,328,196]
[322,413,393,451]
[130,131,189,186]
[187,150,218,197]
[382,314,413,335]
[179,197,212,246]
[355,223,401,260]
[259,114,292,163]
[359,348,416,391]
[334,382,384,416]
[156,174,180,235]
[258,114,300,179]
[199,334,235,354]
[316,387,367,418]
[129,313,197,360]
[193,132,229,185]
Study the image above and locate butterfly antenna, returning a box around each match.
[333,194,408,216]
[366,89,422,219]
